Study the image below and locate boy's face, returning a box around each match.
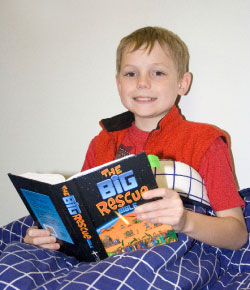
[116,42,190,131]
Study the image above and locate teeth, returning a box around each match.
[134,97,153,101]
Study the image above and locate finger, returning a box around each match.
[140,206,187,232]
[146,216,182,229]
[26,226,38,234]
[137,208,178,220]
[28,228,50,237]
[142,188,177,200]
[135,195,182,214]
[39,243,61,250]
[24,235,57,246]
[137,208,186,231]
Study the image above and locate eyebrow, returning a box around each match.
[122,63,168,68]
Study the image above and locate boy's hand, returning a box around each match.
[134,188,188,232]
[24,226,60,250]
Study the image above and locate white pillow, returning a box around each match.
[153,160,211,208]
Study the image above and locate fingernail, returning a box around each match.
[137,214,144,219]
[134,207,141,213]
[50,237,56,242]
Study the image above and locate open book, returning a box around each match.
[8,152,177,262]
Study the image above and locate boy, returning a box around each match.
[24,26,248,251]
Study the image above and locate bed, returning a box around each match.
[0,187,250,290]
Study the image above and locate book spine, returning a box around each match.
[56,179,107,261]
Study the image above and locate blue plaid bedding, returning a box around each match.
[1,191,250,290]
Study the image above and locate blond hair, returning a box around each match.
[116,26,189,79]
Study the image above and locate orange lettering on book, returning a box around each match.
[72,214,92,239]
[101,165,122,177]
[62,185,70,196]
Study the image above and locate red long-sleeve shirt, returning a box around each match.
[82,122,244,212]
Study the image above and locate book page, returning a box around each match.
[67,154,135,181]
[20,154,135,184]
[21,173,66,184]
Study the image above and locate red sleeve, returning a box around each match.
[81,137,98,171]
[199,137,245,211]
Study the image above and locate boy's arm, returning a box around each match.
[134,188,248,250]
[199,137,245,211]
[183,205,247,250]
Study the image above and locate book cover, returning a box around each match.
[8,173,101,262]
[8,152,177,261]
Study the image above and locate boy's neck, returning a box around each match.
[134,113,167,132]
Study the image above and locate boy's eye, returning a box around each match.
[124,72,136,77]
[154,71,165,76]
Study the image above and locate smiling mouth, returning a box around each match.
[133,97,156,101]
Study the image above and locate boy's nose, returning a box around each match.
[136,75,151,89]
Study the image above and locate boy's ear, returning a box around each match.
[178,72,192,96]
[116,75,121,96]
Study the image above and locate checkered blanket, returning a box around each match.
[1,190,250,290]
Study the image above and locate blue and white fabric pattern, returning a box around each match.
[153,160,210,208]
[0,167,250,290]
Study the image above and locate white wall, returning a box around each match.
[1,0,249,226]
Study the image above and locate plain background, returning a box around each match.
[1,0,250,226]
